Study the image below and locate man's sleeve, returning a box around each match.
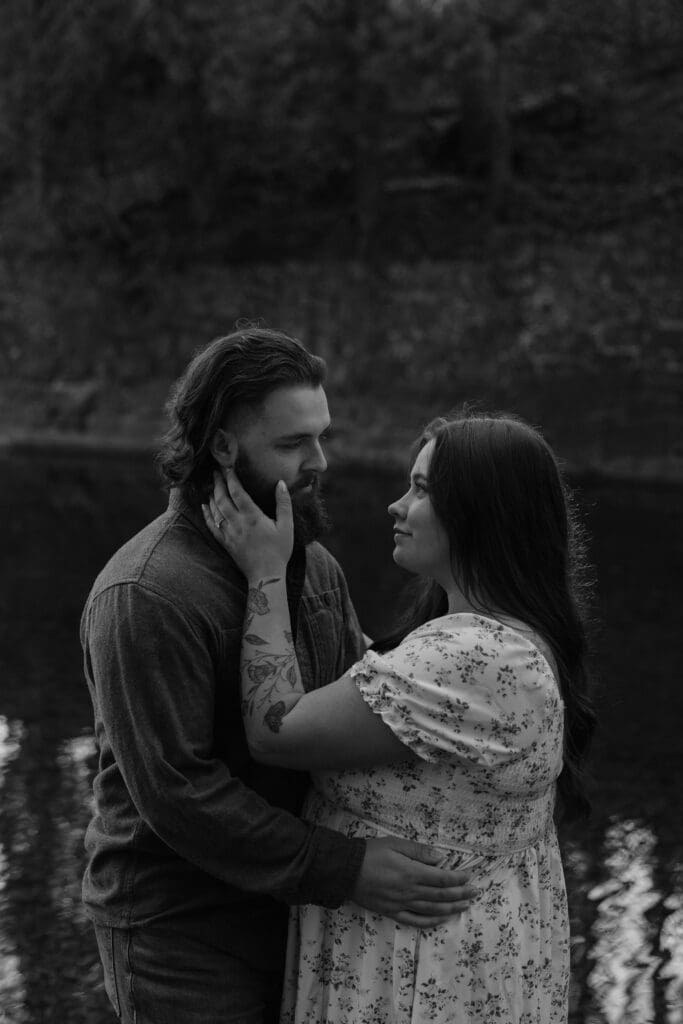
[84,581,365,906]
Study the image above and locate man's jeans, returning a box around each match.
[94,924,282,1024]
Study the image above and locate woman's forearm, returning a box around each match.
[240,574,305,753]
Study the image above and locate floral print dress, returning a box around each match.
[280,613,569,1024]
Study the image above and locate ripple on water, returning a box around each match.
[660,883,683,1024]
[585,817,683,1024]
[0,715,29,1023]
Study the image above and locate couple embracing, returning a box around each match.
[81,327,594,1023]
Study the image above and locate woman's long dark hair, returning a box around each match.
[375,409,596,822]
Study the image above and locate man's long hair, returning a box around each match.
[157,327,326,504]
[375,408,597,823]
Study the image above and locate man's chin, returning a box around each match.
[292,493,330,546]
[232,452,329,546]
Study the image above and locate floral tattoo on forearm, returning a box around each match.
[241,578,303,733]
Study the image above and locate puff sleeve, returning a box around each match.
[350,619,563,768]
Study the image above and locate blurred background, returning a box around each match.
[0,1,682,1022]
[0,0,681,468]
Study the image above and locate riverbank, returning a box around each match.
[3,423,682,485]
[3,242,681,485]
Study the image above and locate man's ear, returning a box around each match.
[210,428,238,470]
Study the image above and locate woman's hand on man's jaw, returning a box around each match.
[201,467,294,578]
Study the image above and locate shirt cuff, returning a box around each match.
[295,826,366,908]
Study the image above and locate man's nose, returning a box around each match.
[304,440,327,473]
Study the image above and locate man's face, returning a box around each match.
[232,385,331,545]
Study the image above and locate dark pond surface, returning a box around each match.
[0,449,681,1023]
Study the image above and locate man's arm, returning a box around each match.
[84,581,362,907]
[86,581,477,923]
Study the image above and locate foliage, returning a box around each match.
[1,0,680,258]
[0,0,681,476]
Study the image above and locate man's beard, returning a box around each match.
[234,452,330,546]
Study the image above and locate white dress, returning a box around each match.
[280,613,570,1024]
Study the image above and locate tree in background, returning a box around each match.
[0,0,680,467]
[0,0,681,259]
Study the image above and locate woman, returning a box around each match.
[203,410,595,1024]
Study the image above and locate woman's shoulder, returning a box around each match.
[402,613,559,686]
[372,614,503,674]
[404,611,510,647]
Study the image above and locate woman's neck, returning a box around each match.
[444,585,510,624]
[445,586,481,616]
[444,588,538,642]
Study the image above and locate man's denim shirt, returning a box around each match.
[80,490,366,967]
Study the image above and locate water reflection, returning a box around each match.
[0,716,28,1023]
[661,885,683,1024]
[53,735,97,921]
[561,834,594,1019]
[0,714,109,1021]
[0,716,23,779]
[585,818,676,1024]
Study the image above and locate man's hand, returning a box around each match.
[350,836,478,928]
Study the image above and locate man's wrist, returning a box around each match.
[246,568,287,585]
[298,828,366,908]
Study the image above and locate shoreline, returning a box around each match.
[2,428,682,486]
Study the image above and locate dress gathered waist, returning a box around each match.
[304,785,557,861]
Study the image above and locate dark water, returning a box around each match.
[0,450,681,1023]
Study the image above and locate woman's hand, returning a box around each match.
[202,468,294,579]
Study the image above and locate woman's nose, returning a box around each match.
[388,491,408,520]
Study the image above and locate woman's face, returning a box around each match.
[388,440,452,584]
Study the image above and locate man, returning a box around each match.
[81,327,474,1024]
